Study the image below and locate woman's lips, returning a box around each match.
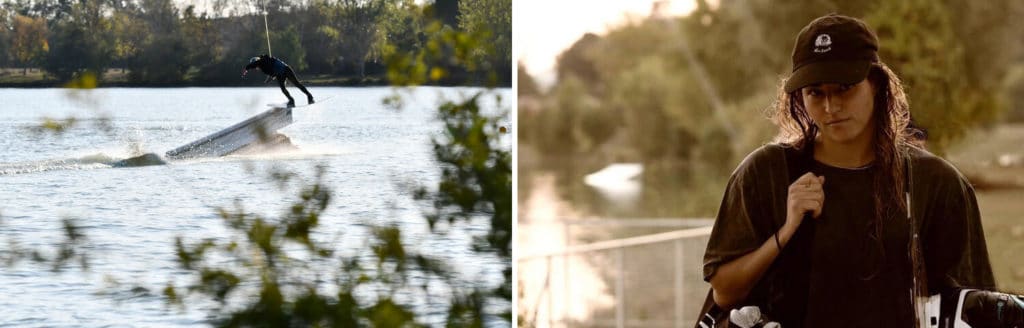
[826,118,849,126]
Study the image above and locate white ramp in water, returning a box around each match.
[583,163,643,207]
[166,107,293,159]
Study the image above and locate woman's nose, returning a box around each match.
[824,94,840,114]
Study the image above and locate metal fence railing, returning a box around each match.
[518,222,713,328]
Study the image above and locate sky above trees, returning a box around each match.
[515,0,698,88]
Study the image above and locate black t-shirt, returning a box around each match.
[702,144,995,327]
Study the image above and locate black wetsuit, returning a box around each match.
[244,55,313,106]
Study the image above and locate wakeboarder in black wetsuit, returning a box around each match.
[243,54,314,107]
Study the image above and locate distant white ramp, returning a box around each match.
[165,107,293,159]
[584,163,643,205]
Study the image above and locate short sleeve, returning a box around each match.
[916,156,996,293]
[703,145,791,282]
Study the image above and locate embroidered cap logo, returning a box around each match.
[814,34,832,53]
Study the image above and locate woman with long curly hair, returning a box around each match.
[700,14,996,327]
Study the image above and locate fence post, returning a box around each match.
[675,239,685,328]
[547,255,553,328]
[616,248,625,328]
[564,223,571,326]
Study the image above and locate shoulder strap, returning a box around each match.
[906,152,930,327]
[761,144,817,324]
[783,144,813,183]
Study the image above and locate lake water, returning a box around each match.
[0,87,511,326]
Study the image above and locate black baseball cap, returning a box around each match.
[784,14,880,93]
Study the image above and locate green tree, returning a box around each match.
[866,0,1001,153]
[0,27,8,68]
[534,76,584,155]
[126,0,190,82]
[180,5,221,79]
[331,0,387,77]
[378,0,426,62]
[293,0,349,75]
[517,63,539,98]
[458,0,511,84]
[10,14,48,75]
[109,8,146,73]
[1,0,33,17]
[555,33,602,93]
[193,7,265,83]
[42,1,113,81]
[28,0,74,21]
[430,0,459,28]
[612,56,699,161]
[270,25,307,72]
[1007,64,1024,122]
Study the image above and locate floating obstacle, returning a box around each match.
[110,152,166,167]
[165,107,293,159]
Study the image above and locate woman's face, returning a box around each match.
[801,78,877,146]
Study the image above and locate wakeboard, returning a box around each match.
[267,95,335,108]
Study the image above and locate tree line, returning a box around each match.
[0,0,511,86]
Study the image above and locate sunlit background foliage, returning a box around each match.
[520,0,1024,167]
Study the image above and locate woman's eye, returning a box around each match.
[839,84,854,92]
